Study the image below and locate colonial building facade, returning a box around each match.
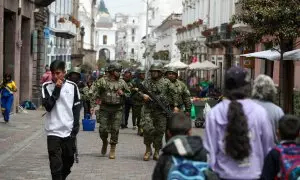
[115,14,141,62]
[178,0,238,89]
[46,0,77,70]
[153,13,182,63]
[0,0,55,112]
[95,1,117,63]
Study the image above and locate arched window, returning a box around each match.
[103,35,107,45]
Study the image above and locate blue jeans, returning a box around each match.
[1,95,14,121]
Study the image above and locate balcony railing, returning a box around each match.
[53,21,77,39]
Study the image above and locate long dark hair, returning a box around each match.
[3,73,12,84]
[225,86,251,161]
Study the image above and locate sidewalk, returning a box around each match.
[0,110,204,180]
[0,110,45,164]
[0,111,157,180]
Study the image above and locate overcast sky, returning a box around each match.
[105,0,145,16]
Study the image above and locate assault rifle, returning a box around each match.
[137,82,173,118]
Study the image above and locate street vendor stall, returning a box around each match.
[188,60,219,97]
[191,97,219,128]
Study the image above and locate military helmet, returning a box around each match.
[149,63,163,72]
[107,62,122,72]
[165,67,178,74]
[136,67,146,74]
[68,66,81,75]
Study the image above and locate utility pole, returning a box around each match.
[145,0,150,73]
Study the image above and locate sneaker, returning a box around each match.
[132,126,137,130]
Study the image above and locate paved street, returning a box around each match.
[0,110,203,180]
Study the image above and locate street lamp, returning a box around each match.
[80,26,85,53]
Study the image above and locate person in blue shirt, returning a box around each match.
[0,73,17,123]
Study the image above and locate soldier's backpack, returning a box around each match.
[167,156,219,180]
[275,144,300,180]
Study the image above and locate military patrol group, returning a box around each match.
[71,62,192,161]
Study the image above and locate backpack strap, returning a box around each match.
[171,156,178,165]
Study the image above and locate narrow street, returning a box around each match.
[0,110,203,180]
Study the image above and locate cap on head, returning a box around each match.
[167,112,192,135]
[225,66,250,90]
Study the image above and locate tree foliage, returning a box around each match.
[233,0,300,46]
[233,0,300,112]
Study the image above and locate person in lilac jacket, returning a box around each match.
[204,66,274,180]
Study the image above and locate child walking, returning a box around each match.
[0,73,17,123]
[261,115,300,180]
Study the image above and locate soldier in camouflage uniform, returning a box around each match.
[131,67,146,136]
[121,69,133,129]
[82,79,93,116]
[165,67,191,116]
[165,67,192,142]
[140,63,178,161]
[90,62,130,159]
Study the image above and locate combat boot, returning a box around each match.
[101,140,108,155]
[153,149,160,160]
[109,144,116,159]
[143,145,152,161]
[139,128,144,136]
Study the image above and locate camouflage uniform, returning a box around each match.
[141,64,177,161]
[131,68,146,135]
[165,67,192,142]
[165,67,192,113]
[82,83,93,116]
[90,63,130,159]
[121,69,134,128]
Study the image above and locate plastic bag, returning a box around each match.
[191,104,196,120]
[203,103,211,118]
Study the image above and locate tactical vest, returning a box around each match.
[101,78,124,105]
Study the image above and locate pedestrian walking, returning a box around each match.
[40,65,52,84]
[152,112,211,180]
[42,60,81,180]
[141,63,178,161]
[204,66,274,179]
[252,74,284,143]
[261,115,300,180]
[0,73,17,123]
[90,62,130,159]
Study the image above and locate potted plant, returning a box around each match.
[58,17,65,23]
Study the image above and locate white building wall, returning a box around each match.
[149,0,182,27]
[115,14,143,62]
[47,0,75,70]
[182,0,236,29]
[96,28,116,61]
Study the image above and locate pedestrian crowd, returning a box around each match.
[9,59,299,180]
